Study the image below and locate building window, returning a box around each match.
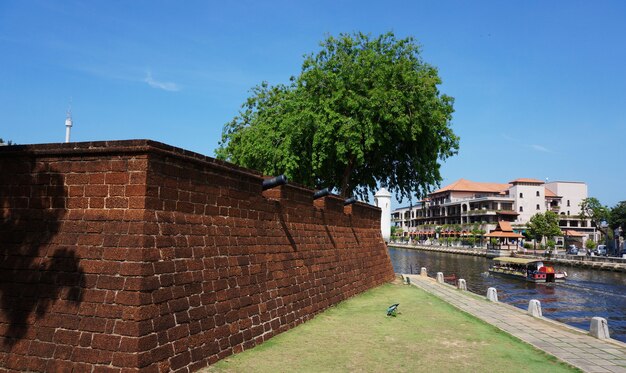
[519,206,523,212]
[536,204,540,210]
[536,191,540,197]
[567,200,570,207]
[519,192,523,198]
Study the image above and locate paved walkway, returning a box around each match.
[403,273,626,373]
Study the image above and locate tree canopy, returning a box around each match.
[610,201,626,237]
[216,32,458,199]
[579,197,610,236]
[526,211,562,245]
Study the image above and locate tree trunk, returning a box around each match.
[339,156,355,198]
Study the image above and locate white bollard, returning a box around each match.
[527,299,542,317]
[436,272,444,284]
[457,279,467,291]
[486,287,498,302]
[590,317,610,339]
[420,267,428,277]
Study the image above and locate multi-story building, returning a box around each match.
[391,178,594,243]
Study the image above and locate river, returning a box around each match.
[389,246,626,343]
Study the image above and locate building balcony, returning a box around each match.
[457,196,514,203]
[466,209,497,216]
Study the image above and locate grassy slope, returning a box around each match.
[203,280,579,373]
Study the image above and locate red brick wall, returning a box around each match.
[0,140,395,372]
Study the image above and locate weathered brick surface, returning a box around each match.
[0,140,394,372]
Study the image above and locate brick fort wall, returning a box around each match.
[0,140,395,372]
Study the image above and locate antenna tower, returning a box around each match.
[65,99,73,143]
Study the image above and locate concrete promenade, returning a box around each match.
[403,273,626,373]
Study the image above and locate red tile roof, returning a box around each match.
[485,221,523,238]
[563,230,586,237]
[544,188,557,197]
[485,231,524,238]
[431,179,510,195]
[498,221,514,232]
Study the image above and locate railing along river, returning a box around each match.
[389,246,626,343]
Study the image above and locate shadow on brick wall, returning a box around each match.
[0,157,84,347]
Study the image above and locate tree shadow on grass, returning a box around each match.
[0,152,84,348]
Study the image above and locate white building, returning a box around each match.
[374,187,392,242]
[392,178,594,243]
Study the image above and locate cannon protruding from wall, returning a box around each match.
[262,174,288,190]
[313,188,331,200]
[344,197,357,206]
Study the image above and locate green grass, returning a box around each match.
[202,279,580,373]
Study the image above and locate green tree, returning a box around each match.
[471,224,486,247]
[543,211,562,239]
[526,213,546,249]
[0,138,14,145]
[217,32,458,199]
[579,197,610,237]
[435,225,442,240]
[527,211,562,248]
[609,201,626,238]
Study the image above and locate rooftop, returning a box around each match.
[431,178,510,195]
[545,188,558,197]
[510,178,544,184]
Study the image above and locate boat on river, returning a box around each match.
[489,257,567,283]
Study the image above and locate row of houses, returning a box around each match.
[391,178,596,246]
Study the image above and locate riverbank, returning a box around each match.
[390,243,626,273]
[404,273,626,373]
[203,279,577,373]
[389,242,488,257]
[389,247,626,343]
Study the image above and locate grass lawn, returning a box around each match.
[202,278,579,373]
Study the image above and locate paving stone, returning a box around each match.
[605,366,626,373]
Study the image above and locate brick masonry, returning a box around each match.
[0,140,395,372]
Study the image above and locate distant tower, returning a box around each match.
[65,107,73,143]
[374,187,392,242]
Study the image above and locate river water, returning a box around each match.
[389,246,626,343]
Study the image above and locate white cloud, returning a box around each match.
[530,144,551,153]
[501,133,516,142]
[144,71,180,92]
[502,134,554,153]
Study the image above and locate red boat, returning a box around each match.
[490,257,567,283]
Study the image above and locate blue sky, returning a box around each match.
[1,1,624,208]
